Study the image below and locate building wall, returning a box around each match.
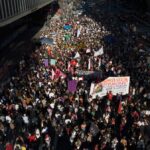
[146,0,150,11]
[0,0,52,27]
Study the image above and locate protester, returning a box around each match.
[0,0,150,150]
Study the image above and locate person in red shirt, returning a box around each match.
[5,142,13,150]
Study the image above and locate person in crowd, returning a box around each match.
[0,0,149,149]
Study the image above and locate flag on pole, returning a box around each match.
[98,58,101,67]
[94,46,104,57]
[60,70,66,78]
[68,61,71,72]
[74,52,80,59]
[88,58,91,70]
[77,29,81,38]
[51,69,55,80]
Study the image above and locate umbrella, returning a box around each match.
[70,60,77,66]
[40,37,54,45]
[64,25,72,30]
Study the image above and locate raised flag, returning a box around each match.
[94,46,104,57]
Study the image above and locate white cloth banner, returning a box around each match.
[94,47,104,57]
[90,76,130,98]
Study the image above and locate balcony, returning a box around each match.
[0,0,53,27]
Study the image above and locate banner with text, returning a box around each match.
[76,70,94,76]
[90,76,130,98]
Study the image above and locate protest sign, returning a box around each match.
[43,59,49,67]
[50,59,57,66]
[90,76,130,98]
[68,80,77,93]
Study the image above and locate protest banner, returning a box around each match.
[68,80,77,93]
[90,76,130,98]
[76,70,94,76]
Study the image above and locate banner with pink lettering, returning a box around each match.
[90,77,130,98]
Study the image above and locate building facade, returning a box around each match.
[0,0,53,27]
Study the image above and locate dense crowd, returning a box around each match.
[0,1,150,150]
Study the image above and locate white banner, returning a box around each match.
[90,76,130,98]
[76,70,94,76]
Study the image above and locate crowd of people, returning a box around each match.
[0,0,150,150]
